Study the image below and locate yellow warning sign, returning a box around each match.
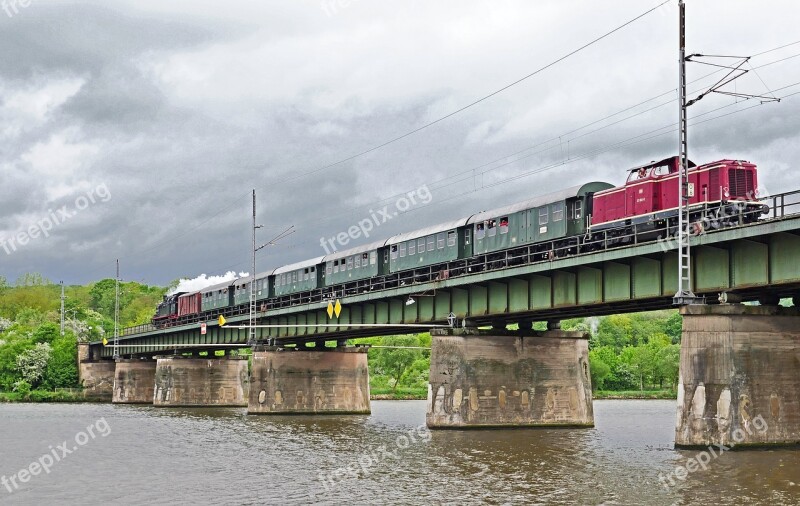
[327,301,334,319]
[218,315,227,326]
[102,337,108,346]
[334,299,342,318]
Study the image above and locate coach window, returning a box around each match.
[408,241,416,255]
[539,208,549,225]
[499,217,509,234]
[437,233,445,249]
[487,220,497,237]
[427,236,435,251]
[447,230,456,247]
[574,200,582,220]
[293,271,298,283]
[370,252,377,265]
[465,228,471,245]
[347,257,354,270]
[418,238,425,253]
[552,205,564,222]
[333,261,339,274]
[327,263,332,275]
[475,222,485,240]
[399,243,407,257]
[354,255,361,268]
[303,268,309,281]
[391,245,398,260]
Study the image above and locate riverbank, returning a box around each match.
[594,389,677,400]
[0,390,89,402]
[370,386,427,400]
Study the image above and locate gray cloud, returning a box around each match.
[1,0,799,286]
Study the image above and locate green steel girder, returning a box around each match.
[94,216,800,357]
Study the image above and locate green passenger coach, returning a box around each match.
[323,240,387,286]
[274,257,324,296]
[386,218,470,273]
[469,182,614,255]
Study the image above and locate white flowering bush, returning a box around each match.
[15,342,52,387]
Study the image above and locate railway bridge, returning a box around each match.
[82,190,800,447]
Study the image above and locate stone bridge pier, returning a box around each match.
[77,343,115,401]
[153,355,249,407]
[248,346,370,415]
[675,304,800,447]
[426,328,594,428]
[113,359,157,404]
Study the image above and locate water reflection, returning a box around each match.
[0,400,798,505]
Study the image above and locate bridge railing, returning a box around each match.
[119,189,800,338]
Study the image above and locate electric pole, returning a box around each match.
[673,0,699,305]
[250,190,260,347]
[113,259,120,359]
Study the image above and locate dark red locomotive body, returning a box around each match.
[590,156,762,230]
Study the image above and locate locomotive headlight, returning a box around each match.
[723,187,730,198]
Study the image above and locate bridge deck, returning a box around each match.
[94,192,800,357]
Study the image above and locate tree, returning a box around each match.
[16,342,52,388]
[41,336,79,389]
[596,315,633,352]
[15,273,51,287]
[664,311,683,344]
[588,350,611,390]
[656,344,680,389]
[370,335,424,392]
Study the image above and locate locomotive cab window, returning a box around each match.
[499,217,509,234]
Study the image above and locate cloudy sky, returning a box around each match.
[1,0,799,286]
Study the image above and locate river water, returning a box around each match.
[0,400,798,505]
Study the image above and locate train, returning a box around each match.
[152,156,767,327]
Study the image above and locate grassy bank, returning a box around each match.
[370,386,427,400]
[594,389,677,400]
[0,390,90,403]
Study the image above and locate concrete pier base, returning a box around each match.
[153,356,249,407]
[248,347,370,415]
[676,304,800,447]
[427,329,594,429]
[78,361,116,401]
[113,359,157,404]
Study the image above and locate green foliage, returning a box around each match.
[41,335,79,390]
[16,343,52,387]
[588,350,611,390]
[368,334,429,393]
